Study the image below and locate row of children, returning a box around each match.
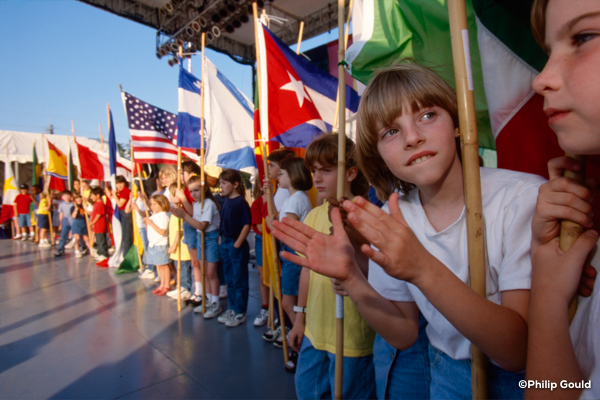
[259,2,600,397]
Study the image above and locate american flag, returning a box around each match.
[121,91,198,164]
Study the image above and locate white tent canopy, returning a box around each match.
[0,130,132,168]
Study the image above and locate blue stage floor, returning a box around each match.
[0,239,297,399]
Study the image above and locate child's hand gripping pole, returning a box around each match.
[560,153,586,323]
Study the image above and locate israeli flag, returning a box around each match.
[177,57,256,175]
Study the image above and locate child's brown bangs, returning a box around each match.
[304,134,339,169]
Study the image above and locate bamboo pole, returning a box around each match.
[447,1,487,399]
[254,1,290,365]
[560,153,585,323]
[332,0,353,133]
[71,122,94,250]
[296,21,305,54]
[334,1,347,398]
[99,124,104,151]
[199,33,208,315]
[130,139,145,275]
[42,135,55,245]
[174,47,186,313]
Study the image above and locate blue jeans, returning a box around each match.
[178,259,192,291]
[58,222,85,251]
[295,337,376,400]
[219,237,249,314]
[138,226,156,274]
[280,243,302,295]
[374,313,431,399]
[429,344,525,400]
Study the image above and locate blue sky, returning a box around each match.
[0,0,340,144]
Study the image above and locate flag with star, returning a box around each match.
[256,23,360,148]
[121,91,197,165]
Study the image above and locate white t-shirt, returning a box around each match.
[369,167,545,361]
[135,198,146,228]
[571,244,600,399]
[279,190,312,223]
[193,198,219,233]
[147,211,169,247]
[274,187,289,212]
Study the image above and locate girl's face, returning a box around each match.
[182,171,193,184]
[150,199,161,213]
[376,105,460,189]
[73,181,80,191]
[310,161,338,201]
[75,197,83,205]
[532,0,600,154]
[81,183,89,191]
[277,169,291,190]
[267,162,281,180]
[189,183,202,202]
[219,179,236,197]
[160,173,171,187]
[116,182,125,191]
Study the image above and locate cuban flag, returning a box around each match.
[177,57,256,175]
[107,107,124,268]
[256,23,360,148]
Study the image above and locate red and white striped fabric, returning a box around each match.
[121,91,198,164]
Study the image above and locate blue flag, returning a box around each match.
[107,107,124,268]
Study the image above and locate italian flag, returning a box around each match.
[346,0,563,178]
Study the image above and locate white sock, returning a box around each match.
[210,294,218,304]
[194,282,202,296]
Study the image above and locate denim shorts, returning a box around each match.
[197,229,220,263]
[37,214,49,229]
[429,344,525,399]
[254,234,263,266]
[280,243,302,296]
[146,245,171,266]
[182,221,197,250]
[18,213,31,228]
[71,219,87,236]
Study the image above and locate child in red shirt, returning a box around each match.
[14,184,34,240]
[90,187,108,263]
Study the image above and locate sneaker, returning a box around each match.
[28,233,35,240]
[64,239,76,249]
[153,276,161,283]
[21,235,27,241]
[219,285,228,298]
[38,241,51,248]
[96,255,107,262]
[139,269,156,280]
[263,326,282,342]
[80,247,89,256]
[225,313,246,327]
[75,250,83,258]
[217,309,235,324]
[253,308,269,327]
[186,295,203,308]
[274,330,290,349]
[285,350,298,373]
[167,288,191,301]
[90,248,97,258]
[12,234,22,240]
[202,302,223,318]
[54,250,65,257]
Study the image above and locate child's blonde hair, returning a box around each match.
[252,180,263,200]
[151,194,171,212]
[356,61,460,199]
[159,165,177,186]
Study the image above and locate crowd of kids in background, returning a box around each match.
[6,1,600,398]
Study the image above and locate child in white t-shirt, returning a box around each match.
[272,63,544,399]
[172,176,222,317]
[524,2,600,398]
[266,157,313,338]
[144,194,171,297]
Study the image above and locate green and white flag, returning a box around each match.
[346,0,562,176]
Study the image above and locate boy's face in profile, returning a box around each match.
[267,161,281,181]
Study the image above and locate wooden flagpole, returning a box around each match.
[334,1,347,398]
[560,153,585,322]
[332,0,353,133]
[71,121,95,250]
[296,21,305,54]
[99,124,104,151]
[447,1,487,398]
[130,138,144,275]
[42,134,55,245]
[174,47,185,313]
[199,33,208,315]
[254,1,290,366]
